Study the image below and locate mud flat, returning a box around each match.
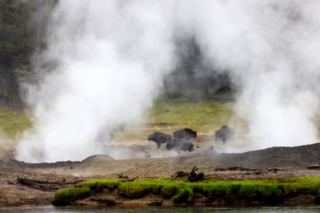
[0,139,320,207]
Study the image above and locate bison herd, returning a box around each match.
[148,128,196,154]
[148,126,235,154]
[96,124,235,154]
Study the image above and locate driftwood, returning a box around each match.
[120,176,138,182]
[118,173,129,179]
[188,165,206,182]
[172,166,206,182]
[7,180,14,185]
[171,171,190,178]
[214,167,256,172]
[17,176,83,191]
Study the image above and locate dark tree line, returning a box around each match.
[0,0,231,102]
[164,37,233,100]
[0,0,57,101]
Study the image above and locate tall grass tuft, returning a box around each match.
[53,186,90,206]
[173,188,193,203]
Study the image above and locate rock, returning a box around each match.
[145,151,151,158]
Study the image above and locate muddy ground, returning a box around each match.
[1,137,320,206]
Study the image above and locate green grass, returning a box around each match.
[53,186,90,205]
[147,97,235,126]
[53,177,320,205]
[0,108,32,139]
[0,97,245,141]
[2,95,320,141]
[116,97,248,141]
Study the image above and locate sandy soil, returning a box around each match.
[1,137,320,206]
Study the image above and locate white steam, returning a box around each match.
[17,0,320,162]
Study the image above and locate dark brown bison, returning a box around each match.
[166,139,194,154]
[221,125,235,140]
[96,131,113,145]
[173,128,197,141]
[148,132,172,149]
[215,129,227,144]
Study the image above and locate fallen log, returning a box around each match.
[118,173,129,179]
[120,176,138,182]
[307,164,320,170]
[171,171,190,178]
[17,176,83,191]
[7,180,14,185]
[214,167,256,171]
[17,176,83,185]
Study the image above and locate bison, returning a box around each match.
[173,128,197,141]
[166,139,194,154]
[148,132,172,149]
[221,125,235,140]
[215,129,227,144]
[96,131,113,146]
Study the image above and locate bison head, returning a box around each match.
[148,134,155,141]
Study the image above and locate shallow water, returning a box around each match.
[1,206,320,213]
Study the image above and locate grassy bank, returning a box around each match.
[53,177,320,206]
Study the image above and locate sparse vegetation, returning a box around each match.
[0,108,32,139]
[53,177,320,206]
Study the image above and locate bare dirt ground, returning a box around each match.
[1,137,320,206]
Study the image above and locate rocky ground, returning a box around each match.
[1,138,320,206]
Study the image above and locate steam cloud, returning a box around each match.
[17,0,320,162]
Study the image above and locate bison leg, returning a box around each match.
[157,143,161,149]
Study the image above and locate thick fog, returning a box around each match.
[16,0,320,162]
